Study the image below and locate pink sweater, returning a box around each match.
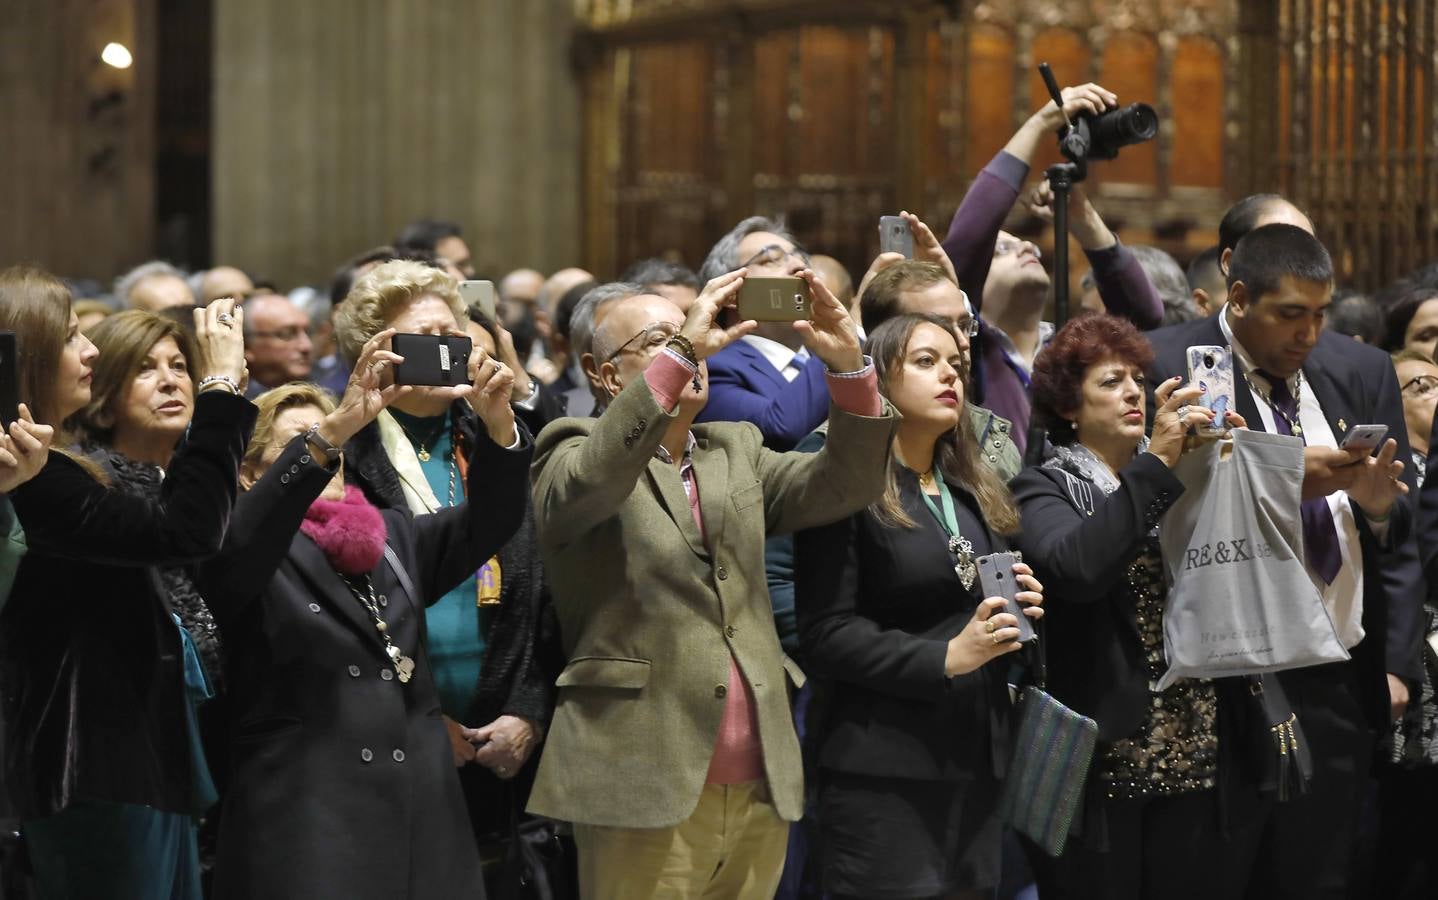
[645,349,880,783]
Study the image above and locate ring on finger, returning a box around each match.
[984,621,995,634]
[990,633,1002,646]
[1176,405,1190,419]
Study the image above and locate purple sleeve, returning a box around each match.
[940,152,1030,315]
[1086,240,1164,330]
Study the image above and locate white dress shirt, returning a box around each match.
[741,334,810,383]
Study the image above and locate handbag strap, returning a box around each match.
[382,544,418,605]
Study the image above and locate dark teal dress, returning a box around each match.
[390,409,495,718]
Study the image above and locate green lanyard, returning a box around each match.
[917,470,977,590]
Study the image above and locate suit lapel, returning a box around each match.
[1302,350,1358,441]
[734,341,789,392]
[694,444,729,551]
[290,535,391,651]
[646,460,710,559]
[1234,364,1265,431]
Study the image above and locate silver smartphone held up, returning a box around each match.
[1185,345,1235,432]
[976,551,1037,645]
[1339,423,1389,453]
[458,280,497,321]
[879,216,914,258]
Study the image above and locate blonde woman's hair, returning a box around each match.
[244,382,338,474]
[866,313,1020,535]
[333,259,465,366]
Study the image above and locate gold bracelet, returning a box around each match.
[665,334,699,366]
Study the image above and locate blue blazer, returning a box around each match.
[696,340,831,451]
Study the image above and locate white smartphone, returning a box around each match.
[458,280,497,320]
[1339,424,1388,453]
[1185,345,1234,431]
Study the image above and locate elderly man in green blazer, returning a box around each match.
[527,268,897,899]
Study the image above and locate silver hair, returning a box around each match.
[697,216,809,286]
[113,260,188,308]
[585,282,651,365]
[1128,245,1202,325]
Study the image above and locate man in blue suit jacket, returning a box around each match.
[695,216,832,451]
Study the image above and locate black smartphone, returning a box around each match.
[391,333,473,387]
[0,332,18,426]
[976,551,1037,645]
[879,215,914,258]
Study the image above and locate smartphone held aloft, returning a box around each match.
[1185,345,1235,432]
[392,333,474,387]
[736,276,813,323]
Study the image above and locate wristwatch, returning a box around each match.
[304,423,343,466]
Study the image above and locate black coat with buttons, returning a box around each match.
[194,427,532,899]
[1009,452,1182,742]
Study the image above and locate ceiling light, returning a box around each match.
[101,43,132,69]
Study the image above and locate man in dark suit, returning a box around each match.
[1145,224,1416,899]
[1206,193,1426,723]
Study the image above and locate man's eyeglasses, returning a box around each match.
[1401,374,1438,398]
[740,243,809,269]
[250,326,311,342]
[994,238,1041,260]
[603,321,682,364]
[955,289,980,338]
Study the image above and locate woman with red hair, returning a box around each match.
[1011,313,1246,899]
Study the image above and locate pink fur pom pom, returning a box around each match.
[300,485,387,575]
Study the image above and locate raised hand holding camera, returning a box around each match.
[793,269,865,373]
[677,268,757,360]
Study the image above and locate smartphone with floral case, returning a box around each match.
[1185,345,1234,431]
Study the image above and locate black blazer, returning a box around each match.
[1145,314,1420,730]
[795,469,1013,782]
[344,401,560,730]
[195,426,531,899]
[1011,453,1182,742]
[0,391,255,819]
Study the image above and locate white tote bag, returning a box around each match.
[1156,428,1348,689]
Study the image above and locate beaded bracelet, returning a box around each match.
[665,334,699,366]
[196,374,241,395]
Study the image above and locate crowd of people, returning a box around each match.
[0,80,1435,900]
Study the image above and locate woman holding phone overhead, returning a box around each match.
[0,265,253,899]
[794,312,1044,900]
[193,331,530,898]
[331,259,558,845]
[1011,313,1246,900]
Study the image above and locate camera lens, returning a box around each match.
[1084,102,1159,160]
[1203,354,1215,368]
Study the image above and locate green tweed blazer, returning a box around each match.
[526,374,898,828]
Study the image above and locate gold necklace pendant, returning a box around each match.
[417,446,431,463]
[919,470,934,487]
